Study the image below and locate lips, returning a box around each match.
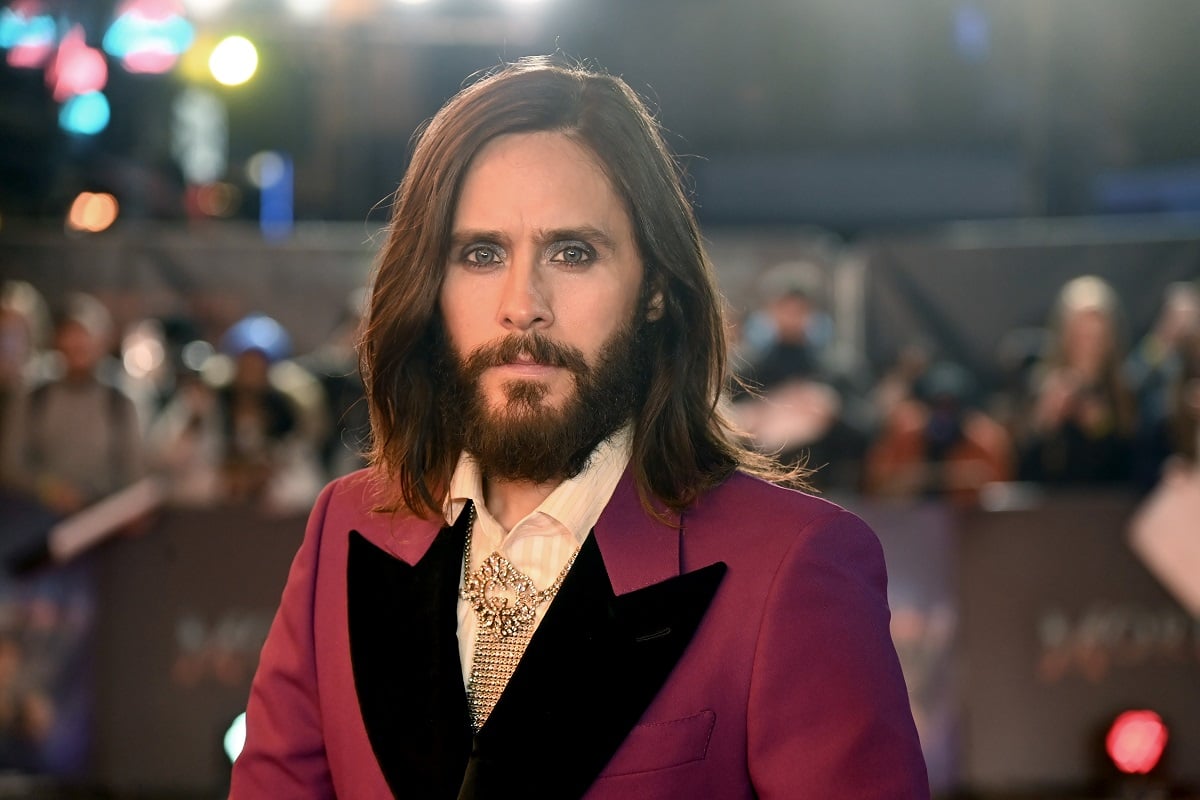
[507,351,551,368]
[494,357,558,377]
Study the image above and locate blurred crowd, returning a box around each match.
[1,270,1198,523]
[726,265,1200,506]
[0,282,368,520]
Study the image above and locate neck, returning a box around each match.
[482,475,562,532]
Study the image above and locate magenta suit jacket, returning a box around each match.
[230,467,929,799]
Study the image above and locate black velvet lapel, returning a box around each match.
[347,509,473,800]
[458,534,727,800]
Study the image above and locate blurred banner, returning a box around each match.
[89,506,303,796]
[959,491,1200,791]
[845,498,960,796]
[0,555,93,778]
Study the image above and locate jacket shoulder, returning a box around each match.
[700,470,848,529]
[684,471,882,573]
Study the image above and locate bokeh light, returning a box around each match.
[59,91,112,135]
[249,151,293,240]
[193,182,241,217]
[181,339,214,372]
[182,0,235,20]
[123,326,166,379]
[1106,709,1168,775]
[172,87,228,184]
[0,1,56,68]
[104,0,195,75]
[47,25,108,102]
[223,712,246,763]
[66,192,120,233]
[209,35,257,86]
[246,151,285,189]
[283,0,333,20]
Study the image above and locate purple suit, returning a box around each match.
[230,467,929,799]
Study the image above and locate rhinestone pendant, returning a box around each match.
[462,552,543,638]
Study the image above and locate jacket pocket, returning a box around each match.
[598,709,716,777]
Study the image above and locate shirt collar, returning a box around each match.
[444,426,633,546]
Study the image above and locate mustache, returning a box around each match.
[459,333,589,377]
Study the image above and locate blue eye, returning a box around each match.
[464,245,502,265]
[552,243,594,265]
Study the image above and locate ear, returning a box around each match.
[646,290,665,322]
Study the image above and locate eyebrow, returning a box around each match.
[448,226,618,253]
[535,227,617,252]
[448,229,507,251]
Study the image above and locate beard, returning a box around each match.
[436,319,651,484]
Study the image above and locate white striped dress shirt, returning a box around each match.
[445,427,633,686]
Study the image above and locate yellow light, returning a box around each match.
[178,33,217,83]
[209,35,258,86]
[66,192,119,233]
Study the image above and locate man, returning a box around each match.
[231,57,928,799]
[1,292,143,515]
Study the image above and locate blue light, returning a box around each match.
[103,10,194,59]
[0,8,56,50]
[954,3,990,62]
[59,92,111,135]
[221,314,292,362]
[260,154,293,241]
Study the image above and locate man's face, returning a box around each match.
[56,320,101,377]
[437,131,650,481]
[234,349,271,390]
[770,293,811,344]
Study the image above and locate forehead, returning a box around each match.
[453,131,631,231]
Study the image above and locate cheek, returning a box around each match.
[565,285,639,336]
[439,287,479,351]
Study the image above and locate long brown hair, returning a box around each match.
[361,56,804,518]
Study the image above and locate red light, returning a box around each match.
[46,25,108,102]
[1106,710,1168,775]
[7,42,53,68]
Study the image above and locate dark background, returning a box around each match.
[3,0,1200,233]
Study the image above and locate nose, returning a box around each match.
[497,262,552,332]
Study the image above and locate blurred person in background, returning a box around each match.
[1016,275,1135,486]
[863,359,1015,507]
[1135,326,1200,484]
[296,289,370,480]
[0,293,145,516]
[870,339,932,428]
[1126,281,1200,488]
[146,345,224,508]
[212,314,324,512]
[730,261,869,490]
[1166,329,1200,472]
[118,314,209,427]
[0,282,51,456]
[734,261,834,390]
